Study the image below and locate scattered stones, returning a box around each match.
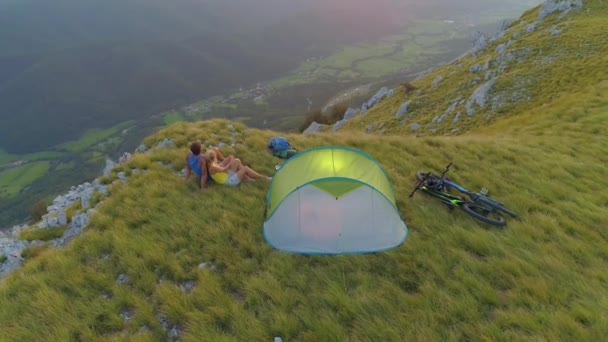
[453,112,462,124]
[135,144,149,153]
[117,172,127,183]
[550,25,562,36]
[332,119,347,132]
[118,152,132,163]
[495,44,507,55]
[57,211,68,226]
[156,139,174,148]
[396,101,410,119]
[471,32,487,54]
[156,313,182,341]
[103,159,115,177]
[526,23,536,33]
[538,0,583,21]
[466,78,497,116]
[80,188,94,210]
[0,239,29,277]
[470,64,483,73]
[100,291,112,299]
[179,281,196,293]
[432,76,444,88]
[54,212,91,247]
[483,59,492,71]
[362,87,391,110]
[410,123,421,131]
[120,307,135,322]
[275,338,284,342]
[343,108,360,121]
[116,274,130,285]
[198,262,217,270]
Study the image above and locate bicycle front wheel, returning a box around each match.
[461,202,506,226]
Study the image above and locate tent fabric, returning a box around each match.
[263,146,408,254]
[266,146,396,217]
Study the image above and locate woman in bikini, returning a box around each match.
[185,142,235,191]
[206,150,271,186]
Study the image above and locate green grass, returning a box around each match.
[19,227,67,242]
[0,114,606,340]
[0,161,50,198]
[0,254,6,263]
[1,3,607,340]
[22,151,66,162]
[163,112,185,126]
[57,121,135,152]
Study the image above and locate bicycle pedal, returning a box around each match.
[480,187,489,195]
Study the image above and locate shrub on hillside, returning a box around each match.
[400,82,417,94]
[298,103,349,132]
[29,199,48,221]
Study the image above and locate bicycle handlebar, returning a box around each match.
[440,162,452,178]
[408,171,431,198]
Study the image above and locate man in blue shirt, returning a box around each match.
[185,142,233,191]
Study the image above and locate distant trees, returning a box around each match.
[298,103,349,132]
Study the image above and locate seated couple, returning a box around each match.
[185,142,270,191]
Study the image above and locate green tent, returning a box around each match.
[264,146,408,254]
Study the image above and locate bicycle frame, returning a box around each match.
[417,184,464,208]
[443,179,478,199]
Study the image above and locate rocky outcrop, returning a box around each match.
[397,101,411,119]
[135,144,149,153]
[343,107,360,120]
[0,238,30,277]
[0,139,169,277]
[538,0,583,21]
[156,138,174,148]
[432,76,444,88]
[303,121,324,134]
[466,78,497,116]
[361,87,392,110]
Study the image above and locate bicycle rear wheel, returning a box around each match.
[461,202,506,226]
[474,196,518,218]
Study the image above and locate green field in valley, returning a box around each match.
[0,161,50,198]
[57,121,135,153]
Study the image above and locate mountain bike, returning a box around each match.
[409,163,517,226]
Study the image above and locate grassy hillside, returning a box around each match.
[1,115,607,340]
[342,0,608,137]
[1,1,607,340]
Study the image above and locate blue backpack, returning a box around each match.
[268,136,298,159]
[268,136,291,153]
